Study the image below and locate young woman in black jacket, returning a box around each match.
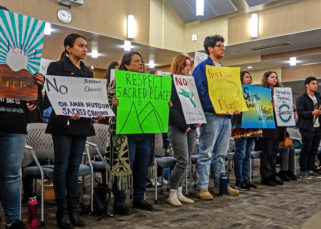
[46,33,102,229]
[167,54,201,207]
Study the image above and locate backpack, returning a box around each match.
[92,180,113,219]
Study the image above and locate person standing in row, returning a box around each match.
[260,71,284,186]
[296,76,321,178]
[232,71,259,190]
[167,54,201,206]
[193,35,239,200]
[107,51,154,216]
[46,33,102,229]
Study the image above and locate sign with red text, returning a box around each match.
[0,9,45,101]
[206,66,248,114]
[173,74,206,124]
[45,75,115,118]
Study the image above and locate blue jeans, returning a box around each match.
[234,138,255,182]
[52,135,86,209]
[196,113,231,189]
[113,134,151,205]
[0,133,26,224]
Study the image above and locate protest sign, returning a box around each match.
[173,74,206,124]
[206,66,248,114]
[241,85,275,129]
[115,70,172,134]
[45,75,114,118]
[194,52,207,70]
[273,87,295,126]
[0,9,45,101]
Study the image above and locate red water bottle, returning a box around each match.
[27,197,38,229]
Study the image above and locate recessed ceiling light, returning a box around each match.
[90,50,99,59]
[196,0,204,16]
[122,40,133,51]
[289,57,297,66]
[148,60,155,68]
[247,66,253,69]
[91,65,94,69]
[44,23,52,35]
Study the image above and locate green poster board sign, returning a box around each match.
[115,70,172,134]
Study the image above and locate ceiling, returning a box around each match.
[245,0,279,7]
[165,0,237,24]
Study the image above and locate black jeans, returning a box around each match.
[260,138,279,178]
[52,135,86,209]
[299,128,321,172]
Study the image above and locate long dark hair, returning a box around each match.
[118,51,145,72]
[261,71,283,88]
[105,61,119,83]
[240,71,252,84]
[60,33,86,60]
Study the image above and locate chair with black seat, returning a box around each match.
[86,123,109,184]
[22,123,94,224]
[154,156,176,204]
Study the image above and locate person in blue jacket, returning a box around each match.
[193,35,239,200]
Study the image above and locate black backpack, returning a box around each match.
[92,180,113,219]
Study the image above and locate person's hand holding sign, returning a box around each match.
[70,113,80,120]
[112,95,119,107]
[93,113,104,121]
[34,73,45,86]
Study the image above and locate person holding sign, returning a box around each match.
[106,52,154,215]
[232,71,260,190]
[193,35,239,200]
[167,54,200,207]
[260,71,285,186]
[296,76,321,178]
[45,33,101,229]
[0,5,45,229]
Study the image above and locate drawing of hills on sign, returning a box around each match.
[0,64,38,100]
[117,101,166,134]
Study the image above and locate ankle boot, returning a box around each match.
[277,171,291,182]
[177,187,194,204]
[68,207,85,227]
[56,209,73,229]
[167,189,182,207]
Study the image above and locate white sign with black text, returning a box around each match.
[45,75,114,118]
[273,87,295,126]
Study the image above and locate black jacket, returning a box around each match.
[296,92,321,131]
[45,56,95,137]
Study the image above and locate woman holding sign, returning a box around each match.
[46,33,102,229]
[260,71,285,186]
[167,54,201,207]
[107,51,154,215]
[232,71,260,190]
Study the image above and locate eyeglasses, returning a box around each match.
[215,44,225,49]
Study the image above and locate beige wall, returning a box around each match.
[149,0,185,52]
[1,0,150,45]
[228,0,321,45]
[93,68,106,79]
[282,63,321,82]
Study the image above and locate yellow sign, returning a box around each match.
[206,65,248,114]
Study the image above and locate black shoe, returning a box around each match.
[57,209,74,229]
[287,171,297,181]
[243,180,257,189]
[261,177,276,186]
[234,181,250,191]
[133,200,154,211]
[68,207,85,227]
[277,171,291,182]
[114,204,132,216]
[271,175,283,185]
[6,220,26,229]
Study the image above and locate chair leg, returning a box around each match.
[161,169,164,194]
[91,173,94,213]
[41,177,44,226]
[154,160,158,204]
[189,160,193,196]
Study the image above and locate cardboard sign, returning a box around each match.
[273,87,295,126]
[0,10,45,101]
[173,74,206,124]
[241,85,275,129]
[206,66,248,114]
[194,52,208,70]
[45,75,114,118]
[115,70,172,134]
